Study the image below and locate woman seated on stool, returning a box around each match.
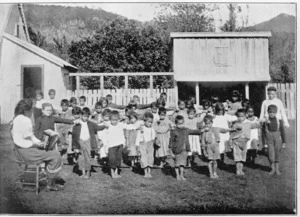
[11,99,65,191]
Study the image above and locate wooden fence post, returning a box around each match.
[100,75,104,97]
[125,75,128,102]
[150,75,153,99]
[76,75,80,98]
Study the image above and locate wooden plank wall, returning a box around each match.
[267,83,296,119]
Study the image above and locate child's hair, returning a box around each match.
[201,99,211,107]
[158,107,167,115]
[232,90,241,99]
[35,90,43,98]
[187,107,196,114]
[48,89,56,95]
[151,101,157,108]
[70,97,77,104]
[175,115,184,124]
[143,112,154,120]
[61,99,69,106]
[178,100,185,106]
[267,86,277,92]
[128,112,139,120]
[72,107,81,115]
[95,101,102,108]
[236,108,246,116]
[110,110,120,119]
[214,102,225,115]
[246,105,254,112]
[81,107,91,116]
[203,115,213,123]
[133,95,139,100]
[241,98,250,108]
[267,104,278,113]
[211,95,219,103]
[160,92,167,98]
[106,94,113,98]
[102,108,111,117]
[79,96,86,101]
[42,102,52,109]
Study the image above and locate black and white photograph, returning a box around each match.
[0,0,296,214]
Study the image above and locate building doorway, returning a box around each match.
[22,65,43,98]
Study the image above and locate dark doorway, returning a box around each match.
[22,66,43,98]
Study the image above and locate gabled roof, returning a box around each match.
[3,32,78,71]
[170,31,272,38]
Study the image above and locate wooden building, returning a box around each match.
[0,4,77,123]
[170,32,272,114]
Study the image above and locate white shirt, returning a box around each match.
[259,97,289,127]
[212,114,237,129]
[137,126,156,145]
[47,98,60,110]
[80,121,90,141]
[35,99,47,109]
[12,115,39,148]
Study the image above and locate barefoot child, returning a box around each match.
[137,112,157,178]
[72,107,108,178]
[169,115,202,181]
[229,109,260,176]
[245,105,259,165]
[201,115,229,178]
[263,105,283,175]
[153,107,173,168]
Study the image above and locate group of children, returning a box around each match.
[28,86,289,181]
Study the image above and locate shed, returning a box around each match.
[170,32,272,114]
[0,4,77,123]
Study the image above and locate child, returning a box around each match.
[125,112,144,169]
[137,112,157,178]
[228,90,243,115]
[260,86,289,149]
[199,99,213,119]
[201,115,229,178]
[185,107,203,167]
[69,97,78,109]
[173,100,188,121]
[72,107,108,178]
[67,107,82,157]
[48,89,60,111]
[35,90,47,109]
[78,96,87,109]
[241,98,250,111]
[245,105,259,165]
[34,103,78,151]
[97,109,111,161]
[229,109,260,175]
[150,101,160,121]
[263,105,283,175]
[153,107,173,168]
[106,94,126,110]
[91,102,103,124]
[104,110,138,178]
[56,99,73,152]
[169,115,202,181]
[212,102,237,166]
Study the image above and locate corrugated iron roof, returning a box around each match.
[3,32,78,71]
[171,32,272,38]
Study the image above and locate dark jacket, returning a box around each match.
[169,127,201,155]
[72,121,106,150]
[34,115,74,140]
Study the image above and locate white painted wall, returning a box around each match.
[0,37,70,123]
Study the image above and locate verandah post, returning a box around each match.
[245,82,249,99]
[195,82,200,106]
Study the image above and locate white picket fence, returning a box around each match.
[64,88,177,107]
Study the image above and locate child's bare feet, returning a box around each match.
[148,173,152,178]
[180,176,186,181]
[213,173,219,178]
[240,171,245,176]
[176,175,182,181]
[282,143,286,149]
[83,174,90,179]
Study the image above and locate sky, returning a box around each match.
[45,2,296,27]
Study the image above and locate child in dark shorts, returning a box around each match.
[169,115,203,181]
[263,104,282,175]
[201,115,229,178]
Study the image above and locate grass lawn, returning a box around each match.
[0,121,296,214]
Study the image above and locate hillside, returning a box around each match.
[23,4,123,44]
[247,13,295,33]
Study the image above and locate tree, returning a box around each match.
[28,26,47,48]
[68,18,171,89]
[154,3,216,42]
